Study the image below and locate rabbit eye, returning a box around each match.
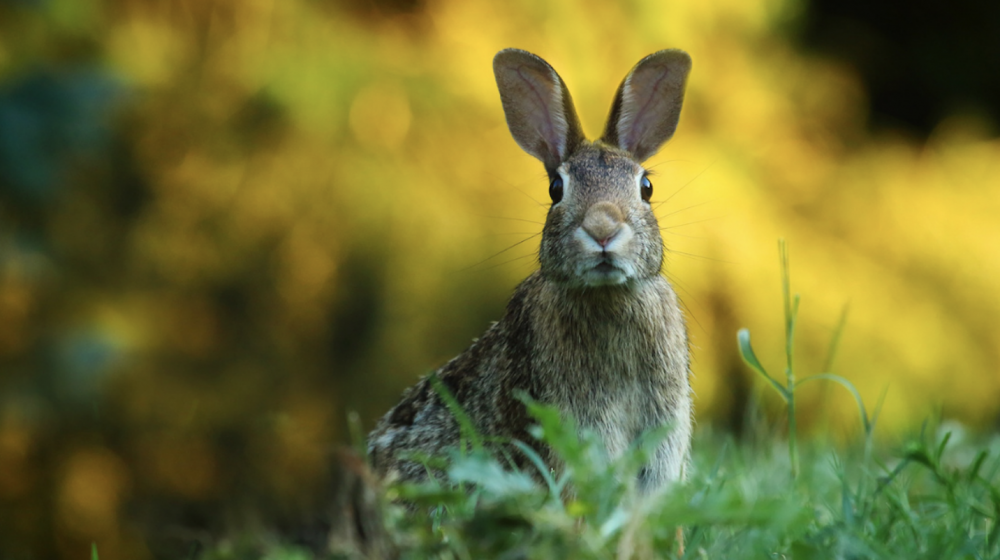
[640,175,653,202]
[549,176,564,204]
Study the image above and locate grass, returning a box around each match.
[374,411,1000,560]
[195,243,1000,559]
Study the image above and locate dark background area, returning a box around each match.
[795,0,1000,136]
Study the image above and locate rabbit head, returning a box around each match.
[493,49,691,288]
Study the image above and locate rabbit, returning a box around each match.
[368,48,693,493]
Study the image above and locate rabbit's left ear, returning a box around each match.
[602,50,691,162]
[494,49,585,172]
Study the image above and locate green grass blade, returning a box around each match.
[822,303,850,374]
[788,293,800,364]
[91,543,98,560]
[796,373,870,433]
[842,475,855,528]
[968,450,990,483]
[429,373,484,453]
[780,239,792,344]
[737,328,789,401]
[935,431,953,463]
[870,385,889,433]
[873,457,912,498]
[779,239,799,376]
[511,439,561,499]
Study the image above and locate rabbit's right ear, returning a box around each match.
[493,49,585,172]
[601,50,691,163]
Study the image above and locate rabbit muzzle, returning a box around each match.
[573,201,637,286]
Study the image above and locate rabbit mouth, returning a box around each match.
[594,261,618,274]
[579,258,629,286]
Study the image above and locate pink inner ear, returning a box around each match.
[514,66,565,161]
[619,65,672,153]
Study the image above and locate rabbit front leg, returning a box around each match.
[639,411,692,557]
[636,406,692,493]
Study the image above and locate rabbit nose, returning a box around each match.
[582,202,624,247]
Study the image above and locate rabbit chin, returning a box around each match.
[576,258,634,286]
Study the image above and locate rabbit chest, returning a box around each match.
[529,278,690,461]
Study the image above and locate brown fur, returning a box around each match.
[368,49,694,493]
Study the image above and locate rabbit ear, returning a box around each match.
[601,50,691,162]
[494,49,585,171]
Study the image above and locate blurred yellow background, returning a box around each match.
[1,0,998,557]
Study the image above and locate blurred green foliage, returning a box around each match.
[381,407,1000,559]
[0,0,998,558]
[252,400,1000,559]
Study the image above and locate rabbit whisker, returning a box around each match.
[654,201,708,218]
[481,231,543,237]
[653,161,716,208]
[662,271,707,335]
[660,216,723,230]
[644,158,694,172]
[460,232,542,272]
[665,249,734,264]
[661,230,706,240]
[476,215,545,226]
[469,251,539,273]
[511,185,549,208]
